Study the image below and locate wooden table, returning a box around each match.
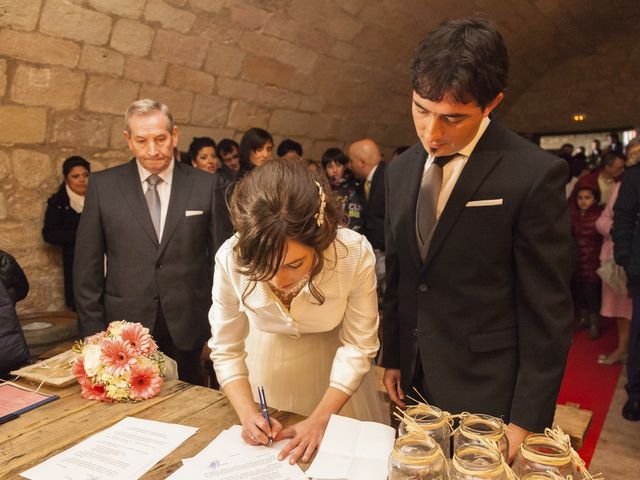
[0,379,306,479]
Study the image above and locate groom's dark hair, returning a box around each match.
[411,17,509,109]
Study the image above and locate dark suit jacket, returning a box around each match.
[382,120,573,432]
[42,184,81,308]
[613,164,640,292]
[361,162,386,250]
[74,160,216,351]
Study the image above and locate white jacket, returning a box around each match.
[208,228,380,395]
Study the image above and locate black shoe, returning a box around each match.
[622,399,640,421]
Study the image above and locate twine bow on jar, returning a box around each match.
[543,427,603,480]
[393,390,454,457]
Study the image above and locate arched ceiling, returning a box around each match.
[308,0,640,136]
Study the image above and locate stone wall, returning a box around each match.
[0,0,420,314]
[1,0,638,313]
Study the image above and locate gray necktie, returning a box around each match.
[416,154,456,260]
[145,174,162,239]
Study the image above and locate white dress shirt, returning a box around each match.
[423,117,491,219]
[208,227,380,395]
[136,159,174,242]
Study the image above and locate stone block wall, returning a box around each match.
[2,0,637,314]
[0,0,417,314]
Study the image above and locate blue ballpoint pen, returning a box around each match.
[257,386,273,447]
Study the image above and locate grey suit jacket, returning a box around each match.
[382,120,573,432]
[74,160,216,351]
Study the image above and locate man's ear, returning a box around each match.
[483,92,504,116]
[172,126,179,148]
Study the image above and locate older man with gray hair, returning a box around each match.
[74,99,217,385]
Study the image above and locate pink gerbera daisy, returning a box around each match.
[120,323,155,355]
[100,338,137,376]
[71,356,88,383]
[129,364,163,400]
[80,379,110,402]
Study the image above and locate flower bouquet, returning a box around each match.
[72,320,166,402]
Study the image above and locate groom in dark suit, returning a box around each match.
[382,18,572,459]
[74,99,216,385]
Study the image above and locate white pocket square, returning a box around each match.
[465,199,503,207]
[185,210,204,216]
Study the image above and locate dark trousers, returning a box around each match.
[410,350,427,404]
[627,294,640,401]
[153,306,204,386]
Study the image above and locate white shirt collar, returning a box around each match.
[136,159,175,186]
[366,164,378,183]
[457,116,491,158]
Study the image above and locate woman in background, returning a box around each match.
[42,156,90,310]
[321,148,364,233]
[238,127,273,171]
[188,136,219,174]
[596,181,632,362]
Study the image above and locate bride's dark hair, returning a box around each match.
[229,157,343,305]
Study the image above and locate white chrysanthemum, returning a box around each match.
[83,344,102,377]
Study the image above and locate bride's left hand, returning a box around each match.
[276,414,329,464]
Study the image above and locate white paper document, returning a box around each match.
[305,414,395,480]
[167,424,307,480]
[21,416,198,480]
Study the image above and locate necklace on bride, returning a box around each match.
[269,272,311,309]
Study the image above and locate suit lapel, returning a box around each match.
[404,144,429,271]
[422,121,505,270]
[158,162,192,258]
[118,160,159,246]
[369,162,385,203]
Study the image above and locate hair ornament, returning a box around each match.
[314,181,326,227]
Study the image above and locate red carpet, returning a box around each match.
[556,317,623,466]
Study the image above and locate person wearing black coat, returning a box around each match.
[0,250,30,376]
[42,156,90,310]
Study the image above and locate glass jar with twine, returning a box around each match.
[396,403,453,458]
[448,443,516,480]
[388,432,447,480]
[520,472,576,479]
[512,427,602,480]
[453,413,509,462]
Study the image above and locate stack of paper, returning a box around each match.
[305,414,395,480]
[20,417,198,480]
[168,425,307,480]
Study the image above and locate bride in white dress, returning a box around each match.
[208,158,387,464]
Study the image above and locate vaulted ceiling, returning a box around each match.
[335,0,640,135]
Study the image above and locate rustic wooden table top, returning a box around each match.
[0,379,307,479]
